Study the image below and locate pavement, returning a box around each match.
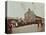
[12,24,45,34]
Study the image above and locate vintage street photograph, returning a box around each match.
[5,1,45,34]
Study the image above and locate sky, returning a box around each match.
[7,1,44,18]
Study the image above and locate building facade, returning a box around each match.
[24,8,36,23]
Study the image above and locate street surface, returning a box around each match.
[12,24,44,33]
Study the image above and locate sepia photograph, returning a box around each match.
[5,1,45,34]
